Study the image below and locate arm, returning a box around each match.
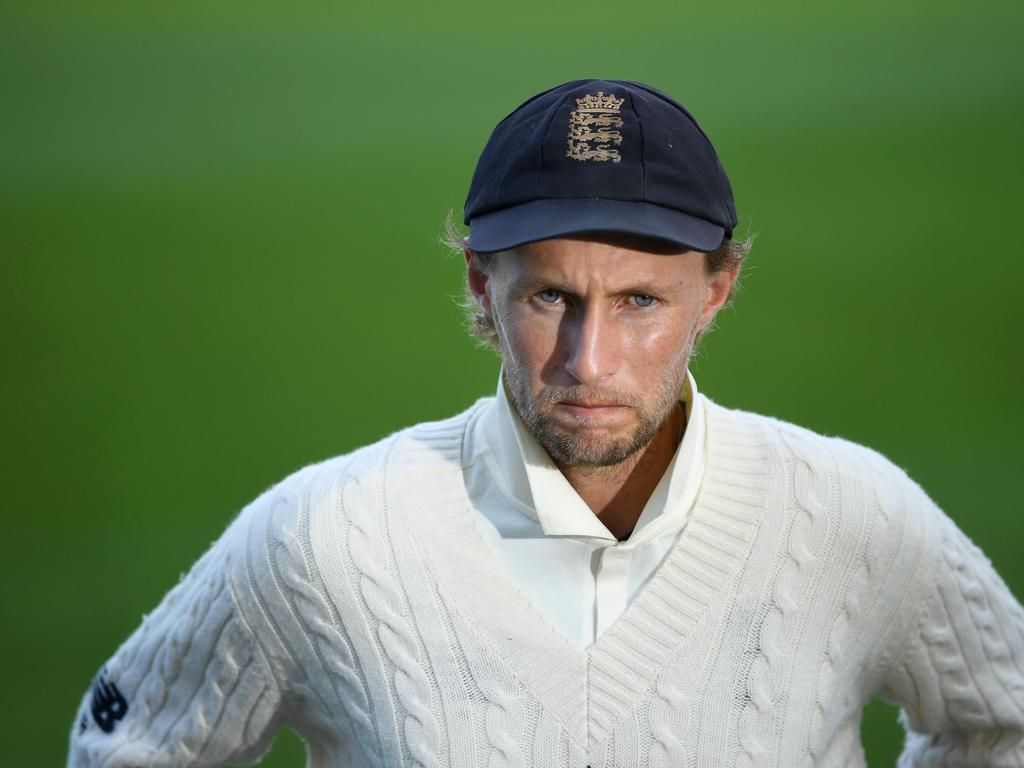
[67,504,285,767]
[882,508,1024,767]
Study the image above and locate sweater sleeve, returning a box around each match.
[882,506,1024,767]
[66,501,285,768]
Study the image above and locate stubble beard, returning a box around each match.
[502,360,687,470]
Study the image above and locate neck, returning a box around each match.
[556,404,685,540]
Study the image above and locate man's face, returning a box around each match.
[467,236,736,469]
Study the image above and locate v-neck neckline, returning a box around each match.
[389,397,774,752]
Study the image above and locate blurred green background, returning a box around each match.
[3,0,1022,764]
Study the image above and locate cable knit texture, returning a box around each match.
[67,396,1024,767]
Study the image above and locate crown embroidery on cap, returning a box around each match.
[566,92,625,163]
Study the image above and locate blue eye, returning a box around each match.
[632,294,655,307]
[538,289,562,303]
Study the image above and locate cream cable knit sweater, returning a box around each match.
[67,397,1024,767]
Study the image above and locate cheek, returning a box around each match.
[626,315,691,353]
[621,310,700,373]
[497,306,559,371]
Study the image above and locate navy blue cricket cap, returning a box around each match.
[464,79,737,254]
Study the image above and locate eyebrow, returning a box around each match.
[511,275,573,292]
[510,275,668,297]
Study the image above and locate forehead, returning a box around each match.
[499,236,704,285]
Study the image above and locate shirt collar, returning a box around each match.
[480,370,707,545]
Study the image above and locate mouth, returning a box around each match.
[555,401,628,417]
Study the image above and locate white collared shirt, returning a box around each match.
[462,371,707,649]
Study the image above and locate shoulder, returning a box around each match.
[234,397,489,574]
[265,396,490,518]
[703,396,943,606]
[217,399,489,676]
[703,395,934,514]
[703,397,956,674]
[250,397,483,505]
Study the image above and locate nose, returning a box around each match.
[562,303,619,385]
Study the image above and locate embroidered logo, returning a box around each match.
[90,669,128,734]
[566,91,625,163]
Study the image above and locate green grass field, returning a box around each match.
[3,1,1022,764]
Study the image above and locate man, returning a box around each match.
[68,79,1024,767]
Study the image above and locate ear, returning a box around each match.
[697,264,739,331]
[465,249,492,313]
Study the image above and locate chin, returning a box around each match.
[540,427,651,469]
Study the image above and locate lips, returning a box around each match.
[555,402,628,418]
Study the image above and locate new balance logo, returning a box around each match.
[90,669,128,734]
